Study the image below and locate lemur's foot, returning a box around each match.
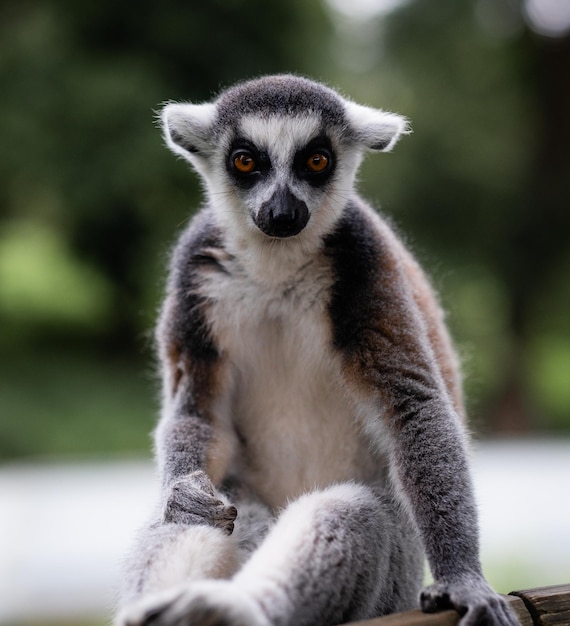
[117,581,269,626]
[163,470,237,535]
[421,576,520,626]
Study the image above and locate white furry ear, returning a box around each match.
[161,102,217,161]
[344,101,410,152]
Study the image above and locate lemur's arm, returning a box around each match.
[155,290,221,486]
[153,213,236,531]
[327,202,516,625]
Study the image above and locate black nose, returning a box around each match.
[254,188,309,238]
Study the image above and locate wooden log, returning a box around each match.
[342,584,570,625]
[510,583,570,625]
[347,608,459,626]
[344,595,531,625]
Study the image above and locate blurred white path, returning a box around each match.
[0,439,569,624]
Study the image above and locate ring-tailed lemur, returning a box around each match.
[117,75,519,626]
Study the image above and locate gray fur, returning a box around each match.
[214,75,346,130]
[117,75,519,626]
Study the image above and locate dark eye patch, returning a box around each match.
[294,135,336,187]
[226,138,271,189]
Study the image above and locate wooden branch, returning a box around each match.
[343,584,570,626]
[510,584,570,625]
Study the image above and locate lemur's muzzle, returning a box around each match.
[254,188,309,238]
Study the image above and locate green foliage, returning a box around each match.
[443,266,511,419]
[0,220,112,335]
[0,350,155,460]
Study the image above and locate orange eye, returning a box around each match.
[233,152,256,173]
[306,152,329,173]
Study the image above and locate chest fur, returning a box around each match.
[200,256,378,507]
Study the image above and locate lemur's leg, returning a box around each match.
[119,519,235,607]
[118,482,424,626]
[235,482,423,625]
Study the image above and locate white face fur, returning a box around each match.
[161,79,408,255]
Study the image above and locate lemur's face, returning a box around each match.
[221,114,346,239]
[161,75,408,243]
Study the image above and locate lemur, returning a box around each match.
[117,75,519,626]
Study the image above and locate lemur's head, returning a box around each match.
[162,75,408,242]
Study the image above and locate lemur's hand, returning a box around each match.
[162,470,237,535]
[421,576,520,626]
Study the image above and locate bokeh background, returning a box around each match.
[0,0,569,624]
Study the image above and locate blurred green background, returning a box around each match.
[0,0,569,621]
